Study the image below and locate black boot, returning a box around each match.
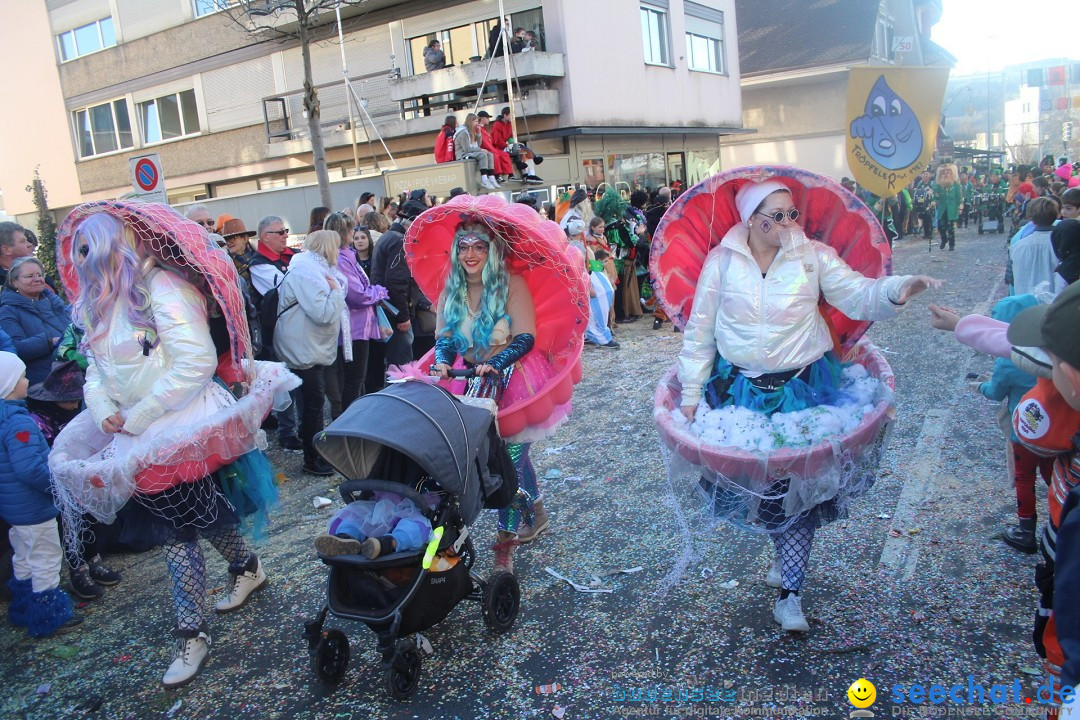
[1002,518,1037,554]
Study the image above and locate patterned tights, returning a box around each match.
[771,514,816,593]
[161,526,251,632]
[499,442,539,533]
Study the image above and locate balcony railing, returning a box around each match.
[388,51,566,102]
[261,57,562,149]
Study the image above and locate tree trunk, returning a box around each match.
[299,8,333,209]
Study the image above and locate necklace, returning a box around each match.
[466,285,482,318]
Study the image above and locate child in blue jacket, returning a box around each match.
[977,295,1054,554]
[0,351,82,637]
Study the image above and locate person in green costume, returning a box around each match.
[932,162,963,250]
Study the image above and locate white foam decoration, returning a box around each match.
[674,367,885,453]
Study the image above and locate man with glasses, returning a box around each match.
[252,216,301,453]
[183,204,216,233]
[250,216,295,299]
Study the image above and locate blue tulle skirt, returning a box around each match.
[115,450,279,547]
[704,352,846,415]
[699,351,864,531]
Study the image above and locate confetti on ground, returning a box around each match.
[46,645,79,660]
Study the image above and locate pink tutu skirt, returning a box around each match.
[49,361,300,524]
[439,351,575,444]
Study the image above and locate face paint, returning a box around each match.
[759,219,773,233]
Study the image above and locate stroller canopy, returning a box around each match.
[316,382,497,524]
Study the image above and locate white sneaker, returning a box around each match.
[480,176,495,190]
[765,559,782,588]
[489,176,502,188]
[214,557,268,613]
[773,595,809,632]
[162,632,211,688]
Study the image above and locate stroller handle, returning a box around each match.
[429,365,477,379]
[337,478,437,518]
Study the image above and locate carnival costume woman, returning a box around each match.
[651,167,940,632]
[404,194,588,573]
[49,201,299,688]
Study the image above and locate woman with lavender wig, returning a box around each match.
[59,211,283,689]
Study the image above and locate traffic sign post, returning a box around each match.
[128,153,168,204]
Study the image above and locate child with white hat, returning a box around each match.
[0,351,83,637]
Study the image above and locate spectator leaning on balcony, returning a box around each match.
[423,39,446,72]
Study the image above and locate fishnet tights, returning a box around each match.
[161,527,251,631]
[771,514,815,592]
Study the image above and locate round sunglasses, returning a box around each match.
[755,209,800,224]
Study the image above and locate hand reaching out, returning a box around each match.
[897,276,944,303]
[928,304,961,332]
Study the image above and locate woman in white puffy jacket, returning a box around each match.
[677,179,941,633]
[274,230,347,476]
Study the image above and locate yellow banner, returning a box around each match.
[846,66,950,198]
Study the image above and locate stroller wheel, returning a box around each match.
[482,571,520,634]
[386,640,422,700]
[311,628,350,685]
[459,537,476,569]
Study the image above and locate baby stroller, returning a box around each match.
[302,379,520,699]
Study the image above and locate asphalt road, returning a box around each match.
[0,222,1056,720]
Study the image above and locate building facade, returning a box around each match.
[719,0,952,181]
[0,0,743,230]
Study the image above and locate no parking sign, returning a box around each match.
[128,153,167,204]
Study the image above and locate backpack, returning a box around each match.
[258,272,297,348]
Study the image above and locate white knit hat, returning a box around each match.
[0,351,26,399]
[735,180,790,225]
[566,219,586,236]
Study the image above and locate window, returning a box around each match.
[684,3,724,73]
[640,3,670,66]
[139,90,201,144]
[57,17,115,61]
[873,15,894,61]
[74,99,133,158]
[194,0,237,17]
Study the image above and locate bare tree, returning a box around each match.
[219,0,369,209]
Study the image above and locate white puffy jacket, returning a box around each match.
[273,250,346,370]
[83,265,218,435]
[677,225,911,405]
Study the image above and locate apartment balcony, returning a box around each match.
[387,51,566,103]
[261,60,562,158]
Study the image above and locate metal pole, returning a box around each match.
[335,3,362,174]
[498,0,518,140]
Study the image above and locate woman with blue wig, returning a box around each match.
[431,220,557,573]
